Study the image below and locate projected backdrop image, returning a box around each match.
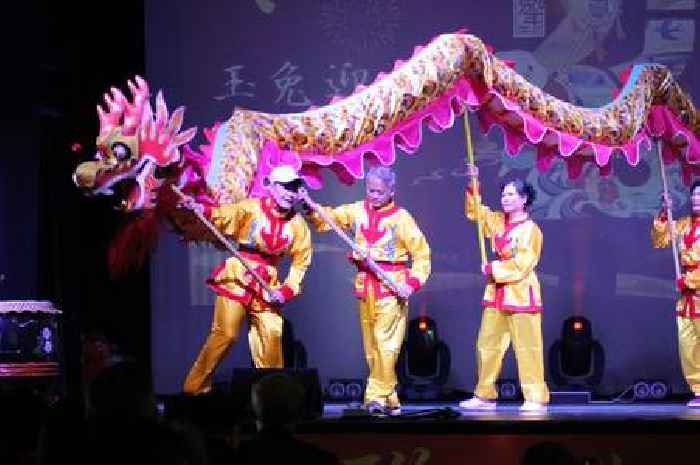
[144,0,698,394]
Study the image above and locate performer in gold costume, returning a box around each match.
[459,165,549,412]
[182,165,313,395]
[303,166,431,416]
[652,181,700,408]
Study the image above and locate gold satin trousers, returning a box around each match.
[677,316,700,395]
[473,307,550,403]
[183,296,284,394]
[359,289,408,408]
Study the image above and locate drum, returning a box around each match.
[0,300,62,377]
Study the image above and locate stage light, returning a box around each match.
[327,381,346,399]
[397,317,451,400]
[630,379,670,401]
[496,379,520,400]
[418,318,428,332]
[650,380,669,400]
[345,381,363,400]
[549,316,604,392]
[326,378,365,402]
[633,381,651,400]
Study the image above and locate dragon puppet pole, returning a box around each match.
[170,185,277,297]
[657,139,681,280]
[463,111,487,267]
[302,196,403,296]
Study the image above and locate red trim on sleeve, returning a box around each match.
[406,275,422,291]
[677,276,687,292]
[278,285,295,302]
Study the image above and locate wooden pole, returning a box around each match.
[171,185,276,296]
[656,140,681,279]
[463,111,487,266]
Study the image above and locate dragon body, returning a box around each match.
[73,32,700,268]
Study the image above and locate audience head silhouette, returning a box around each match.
[251,373,305,431]
[88,360,156,420]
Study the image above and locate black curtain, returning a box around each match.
[31,1,150,400]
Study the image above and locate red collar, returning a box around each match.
[364,199,399,219]
[261,197,294,221]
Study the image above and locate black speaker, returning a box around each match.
[230,368,323,420]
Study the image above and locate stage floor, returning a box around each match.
[311,401,700,433]
[323,400,700,420]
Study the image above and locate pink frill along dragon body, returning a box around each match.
[73,32,700,272]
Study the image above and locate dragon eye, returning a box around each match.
[111,142,132,161]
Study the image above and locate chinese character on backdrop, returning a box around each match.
[214,65,256,101]
[270,61,312,108]
[325,62,370,98]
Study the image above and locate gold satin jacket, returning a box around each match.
[309,200,431,299]
[652,213,700,318]
[465,188,543,313]
[206,196,312,310]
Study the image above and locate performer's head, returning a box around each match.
[365,165,396,209]
[500,179,536,214]
[265,165,304,211]
[691,180,700,214]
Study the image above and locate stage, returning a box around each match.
[319,401,700,430]
[287,402,700,464]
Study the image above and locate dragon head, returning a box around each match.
[73,76,197,211]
